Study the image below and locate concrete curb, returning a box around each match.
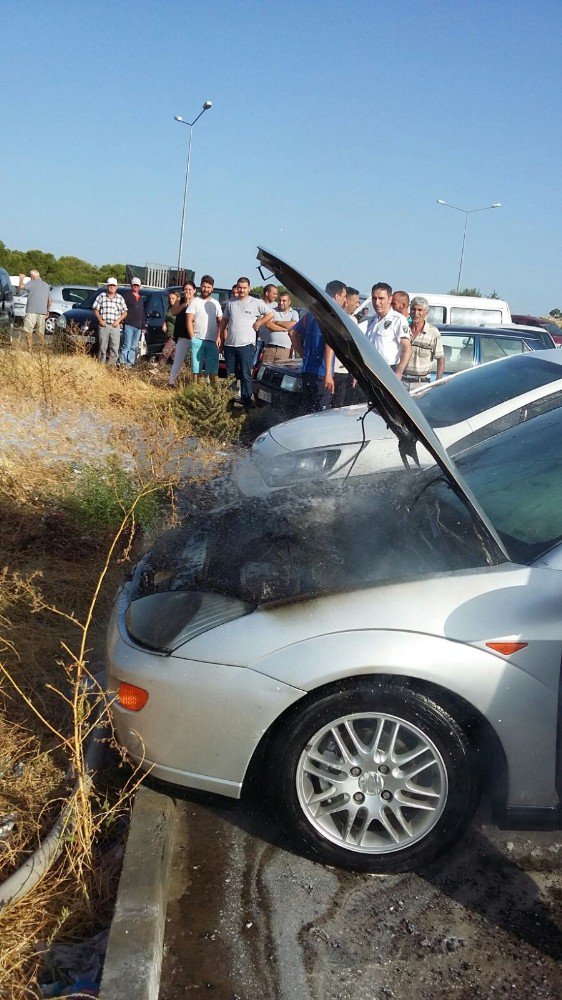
[99,785,177,1000]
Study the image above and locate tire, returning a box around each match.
[268,681,480,873]
[45,315,58,335]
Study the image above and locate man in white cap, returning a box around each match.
[93,278,127,365]
[120,276,146,367]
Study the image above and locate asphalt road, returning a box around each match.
[158,789,562,1000]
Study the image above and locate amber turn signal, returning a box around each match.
[485,641,528,656]
[118,681,149,711]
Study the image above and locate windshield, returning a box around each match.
[457,404,562,562]
[416,355,562,428]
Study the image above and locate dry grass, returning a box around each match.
[0,345,228,997]
[0,346,164,417]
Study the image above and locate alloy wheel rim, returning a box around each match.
[296,711,448,854]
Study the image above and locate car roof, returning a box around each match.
[436,324,544,337]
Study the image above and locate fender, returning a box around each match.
[252,629,558,810]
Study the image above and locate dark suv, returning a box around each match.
[0,267,14,342]
[56,286,181,356]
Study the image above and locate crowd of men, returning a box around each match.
[158,274,446,414]
[15,268,445,415]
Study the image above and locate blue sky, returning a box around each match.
[3,0,561,313]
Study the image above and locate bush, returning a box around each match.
[170,380,243,442]
[60,458,161,534]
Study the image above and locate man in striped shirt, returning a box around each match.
[403,296,445,389]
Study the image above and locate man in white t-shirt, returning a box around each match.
[186,274,223,384]
[219,277,273,409]
[366,282,411,379]
[261,291,299,364]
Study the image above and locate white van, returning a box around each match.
[410,292,511,326]
[355,291,511,328]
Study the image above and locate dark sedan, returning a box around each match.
[253,324,557,417]
[56,286,181,357]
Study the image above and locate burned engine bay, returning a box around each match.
[130,470,500,609]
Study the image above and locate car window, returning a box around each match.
[143,293,164,316]
[457,405,562,562]
[479,336,529,363]
[62,287,91,303]
[436,334,475,373]
[450,307,503,324]
[80,290,101,309]
[427,305,445,324]
[0,269,11,296]
[416,355,562,428]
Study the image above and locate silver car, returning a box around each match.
[107,249,562,872]
[46,284,96,334]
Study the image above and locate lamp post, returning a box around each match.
[174,100,213,275]
[436,199,501,292]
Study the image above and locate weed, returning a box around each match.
[170,379,243,442]
[61,458,162,535]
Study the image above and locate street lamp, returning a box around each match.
[174,100,213,274]
[436,199,501,292]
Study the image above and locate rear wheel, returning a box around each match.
[268,681,480,872]
[45,314,58,335]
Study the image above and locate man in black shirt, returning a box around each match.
[120,277,146,367]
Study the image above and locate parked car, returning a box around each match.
[45,285,97,334]
[355,292,512,328]
[10,275,29,320]
[107,249,562,874]
[57,286,181,356]
[0,267,14,340]
[240,349,562,493]
[511,314,562,346]
[253,324,556,417]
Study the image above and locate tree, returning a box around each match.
[448,287,482,297]
[0,240,127,284]
[549,308,562,319]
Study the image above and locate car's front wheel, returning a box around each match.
[268,681,480,872]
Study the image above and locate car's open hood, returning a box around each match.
[257,247,509,558]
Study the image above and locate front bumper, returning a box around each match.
[106,584,304,797]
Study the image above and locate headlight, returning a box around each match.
[280,374,301,392]
[259,448,341,486]
[57,314,67,329]
[256,365,266,381]
[125,590,252,652]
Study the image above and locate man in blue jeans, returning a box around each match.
[219,277,273,410]
[290,280,347,413]
[120,277,146,367]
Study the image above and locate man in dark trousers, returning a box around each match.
[120,277,146,367]
[290,280,347,413]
